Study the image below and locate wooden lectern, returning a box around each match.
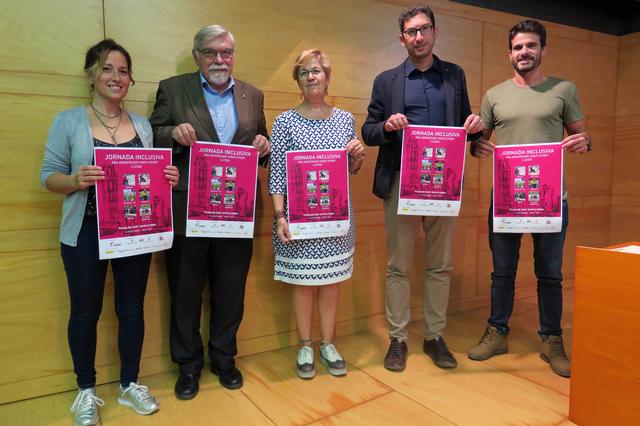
[569,243,640,425]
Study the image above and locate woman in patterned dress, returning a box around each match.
[268,49,366,379]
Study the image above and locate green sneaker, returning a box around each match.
[296,345,316,379]
[319,343,347,376]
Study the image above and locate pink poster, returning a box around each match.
[493,143,563,233]
[285,149,350,239]
[186,141,258,238]
[398,125,467,216]
[94,147,173,259]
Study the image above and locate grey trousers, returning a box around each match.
[383,174,456,341]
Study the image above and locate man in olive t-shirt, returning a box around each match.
[468,19,592,378]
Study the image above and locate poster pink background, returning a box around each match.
[493,143,563,218]
[187,142,258,222]
[95,148,172,239]
[286,150,349,224]
[399,125,466,201]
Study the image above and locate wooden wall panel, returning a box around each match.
[611,34,640,244]
[564,115,614,199]
[104,0,406,99]
[0,0,103,75]
[0,0,626,403]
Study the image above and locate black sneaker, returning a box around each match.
[384,338,408,371]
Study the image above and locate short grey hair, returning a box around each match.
[192,24,236,52]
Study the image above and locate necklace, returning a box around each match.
[91,104,124,144]
[90,102,122,118]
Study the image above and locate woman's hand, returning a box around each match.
[276,217,293,243]
[346,138,366,161]
[346,138,365,174]
[74,165,104,190]
[164,165,180,186]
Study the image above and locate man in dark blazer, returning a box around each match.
[361,4,483,373]
[150,24,269,399]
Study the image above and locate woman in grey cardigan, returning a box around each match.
[40,39,178,426]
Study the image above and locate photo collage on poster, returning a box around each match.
[420,146,447,186]
[513,164,541,203]
[305,169,331,209]
[122,173,152,219]
[210,165,237,207]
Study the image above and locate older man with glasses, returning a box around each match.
[150,24,270,399]
[362,3,483,372]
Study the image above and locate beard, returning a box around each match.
[207,66,230,88]
[512,54,542,75]
[408,41,432,61]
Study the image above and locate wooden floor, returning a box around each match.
[0,289,579,426]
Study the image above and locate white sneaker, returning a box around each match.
[70,388,104,426]
[296,346,316,379]
[118,382,159,415]
[319,343,347,376]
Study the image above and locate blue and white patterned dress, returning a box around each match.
[268,108,356,285]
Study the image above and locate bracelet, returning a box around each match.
[274,210,286,220]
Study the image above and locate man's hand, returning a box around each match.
[562,132,590,153]
[384,113,409,132]
[464,114,484,134]
[252,134,270,157]
[473,138,495,158]
[171,123,197,146]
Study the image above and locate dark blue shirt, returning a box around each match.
[403,58,446,126]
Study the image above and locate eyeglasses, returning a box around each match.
[402,24,433,38]
[298,68,323,79]
[196,48,235,60]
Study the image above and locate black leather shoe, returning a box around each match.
[174,373,200,400]
[211,365,243,390]
[423,336,458,369]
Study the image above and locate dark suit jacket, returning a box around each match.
[361,56,474,200]
[149,72,268,234]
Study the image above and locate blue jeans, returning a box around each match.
[488,200,568,337]
[61,216,151,388]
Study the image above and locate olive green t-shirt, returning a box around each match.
[481,77,584,199]
[481,77,583,146]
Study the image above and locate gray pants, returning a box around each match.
[383,174,456,341]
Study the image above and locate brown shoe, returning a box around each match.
[468,325,508,360]
[423,337,457,368]
[384,338,408,371]
[540,335,571,378]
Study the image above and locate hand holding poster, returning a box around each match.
[398,125,467,216]
[493,142,563,233]
[286,149,349,239]
[186,141,259,238]
[94,147,173,259]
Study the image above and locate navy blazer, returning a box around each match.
[361,56,474,200]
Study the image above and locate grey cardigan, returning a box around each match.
[40,106,153,246]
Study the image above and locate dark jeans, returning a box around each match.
[61,216,151,388]
[488,200,568,337]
